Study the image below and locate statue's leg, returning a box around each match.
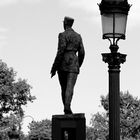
[64,72,78,114]
[57,71,67,106]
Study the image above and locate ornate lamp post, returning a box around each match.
[98,0,131,140]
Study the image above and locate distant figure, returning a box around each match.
[51,16,85,114]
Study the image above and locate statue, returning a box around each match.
[51,16,85,114]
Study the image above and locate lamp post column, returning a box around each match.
[102,51,126,140]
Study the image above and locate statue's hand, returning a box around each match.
[51,70,56,78]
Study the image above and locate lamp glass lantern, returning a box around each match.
[99,0,130,46]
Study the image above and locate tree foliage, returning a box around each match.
[86,126,96,140]
[0,60,35,118]
[0,113,22,140]
[88,91,140,140]
[0,60,36,139]
[89,112,109,140]
[28,119,51,140]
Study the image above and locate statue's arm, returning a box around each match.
[51,33,66,75]
[78,35,85,68]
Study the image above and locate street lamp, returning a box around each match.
[99,0,131,52]
[98,0,130,140]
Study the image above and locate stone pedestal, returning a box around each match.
[52,113,86,140]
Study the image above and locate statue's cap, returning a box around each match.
[63,16,74,25]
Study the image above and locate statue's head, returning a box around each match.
[63,16,74,30]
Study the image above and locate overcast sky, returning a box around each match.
[0,0,139,134]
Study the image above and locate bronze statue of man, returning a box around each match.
[51,16,85,114]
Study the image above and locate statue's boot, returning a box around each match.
[64,105,73,114]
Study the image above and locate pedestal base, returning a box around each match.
[52,113,86,140]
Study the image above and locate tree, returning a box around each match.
[0,60,35,118]
[0,113,22,140]
[120,92,140,139]
[89,91,140,140]
[86,126,96,140]
[0,60,36,139]
[28,119,51,140]
[89,112,109,140]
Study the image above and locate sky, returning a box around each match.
[0,0,139,134]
